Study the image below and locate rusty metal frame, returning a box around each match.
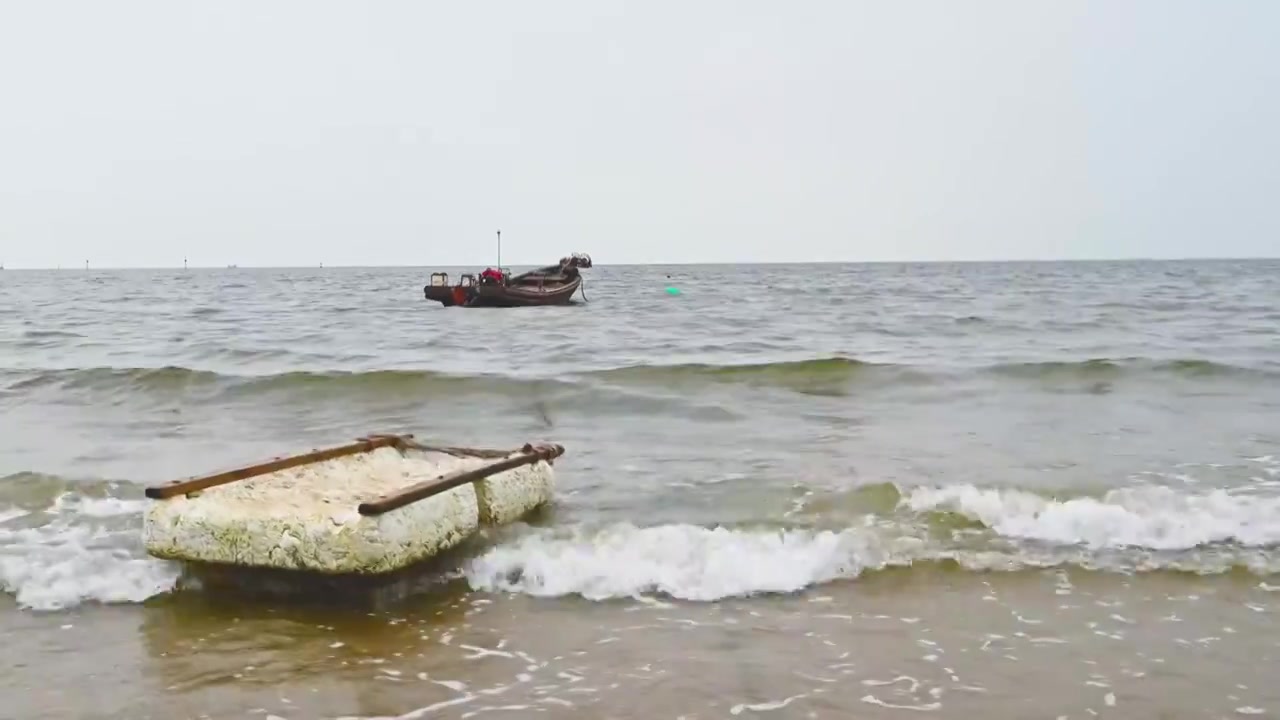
[143,434,413,499]
[142,434,565,513]
[356,442,564,516]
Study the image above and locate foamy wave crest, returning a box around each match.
[0,499,179,611]
[50,494,149,519]
[903,484,1280,550]
[464,523,887,601]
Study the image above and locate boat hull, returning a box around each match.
[424,275,582,307]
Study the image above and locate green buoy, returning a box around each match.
[665,287,681,295]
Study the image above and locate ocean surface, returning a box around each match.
[2,260,1279,719]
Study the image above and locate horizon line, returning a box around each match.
[2,255,1278,271]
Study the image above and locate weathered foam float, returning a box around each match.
[141,433,564,578]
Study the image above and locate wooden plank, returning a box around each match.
[357,442,565,516]
[143,434,411,500]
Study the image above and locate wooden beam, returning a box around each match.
[357,443,565,516]
[143,434,411,500]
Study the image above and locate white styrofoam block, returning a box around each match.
[475,462,556,526]
[141,447,555,574]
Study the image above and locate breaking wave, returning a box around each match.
[901,483,1280,550]
[465,523,883,602]
[0,473,179,611]
[465,481,1280,602]
[5,467,1280,610]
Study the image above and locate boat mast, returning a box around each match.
[497,229,501,269]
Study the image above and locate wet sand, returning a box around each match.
[6,568,1277,719]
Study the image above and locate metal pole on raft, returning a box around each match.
[497,229,501,270]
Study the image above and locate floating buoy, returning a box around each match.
[665,287,681,296]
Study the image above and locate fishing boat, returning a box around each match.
[422,230,592,308]
[424,252,592,308]
[141,433,565,578]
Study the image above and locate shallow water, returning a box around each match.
[2,260,1279,717]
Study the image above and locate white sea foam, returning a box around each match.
[58,494,149,518]
[902,484,1280,550]
[11,475,1277,611]
[465,484,1280,602]
[730,693,809,715]
[464,523,885,601]
[0,496,179,611]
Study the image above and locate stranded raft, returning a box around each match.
[141,433,563,576]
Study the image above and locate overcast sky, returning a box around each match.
[1,1,1276,268]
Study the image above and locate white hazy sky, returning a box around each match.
[1,1,1276,268]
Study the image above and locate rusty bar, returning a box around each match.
[358,433,418,450]
[396,438,511,459]
[144,434,411,500]
[357,442,565,516]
